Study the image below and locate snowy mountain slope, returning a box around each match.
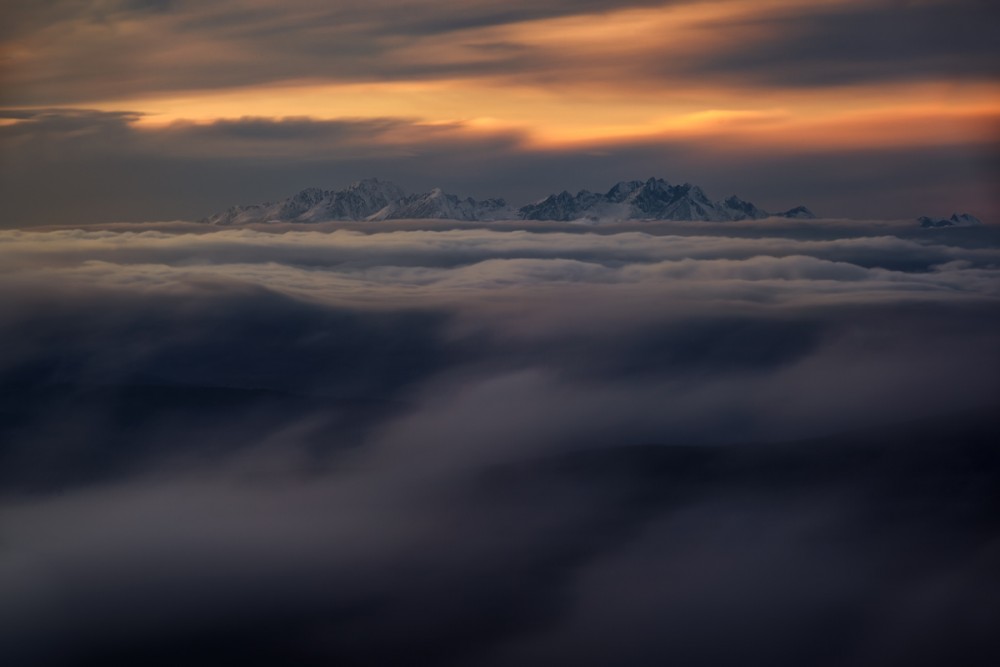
[204,179,408,225]
[517,177,814,222]
[372,188,516,221]
[918,213,983,228]
[204,177,816,224]
[205,179,514,224]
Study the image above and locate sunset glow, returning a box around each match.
[2,3,999,664]
[1,0,997,221]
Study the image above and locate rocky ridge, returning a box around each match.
[204,177,816,224]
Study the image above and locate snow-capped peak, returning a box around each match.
[203,176,820,225]
[919,212,983,228]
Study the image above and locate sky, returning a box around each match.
[2,4,1000,665]
[1,0,998,225]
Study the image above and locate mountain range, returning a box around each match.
[918,213,983,228]
[203,177,816,224]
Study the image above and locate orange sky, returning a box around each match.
[4,0,998,148]
[1,0,997,223]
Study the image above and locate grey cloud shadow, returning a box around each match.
[3,405,997,667]
[501,315,831,385]
[2,0,697,106]
[6,1,996,107]
[648,0,1000,88]
[0,283,483,493]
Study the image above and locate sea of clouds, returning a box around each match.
[1,220,998,665]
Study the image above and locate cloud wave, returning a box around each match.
[1,222,998,665]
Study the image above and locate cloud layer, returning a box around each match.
[1,222,999,664]
[4,0,997,103]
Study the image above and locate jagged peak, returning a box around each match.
[606,180,644,200]
[346,177,405,196]
[349,176,387,187]
[779,206,816,219]
[919,212,982,228]
[950,212,982,225]
[205,176,819,225]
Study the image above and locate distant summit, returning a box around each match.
[371,188,514,221]
[204,178,513,224]
[918,213,983,228]
[203,177,815,224]
[776,206,817,220]
[205,178,404,225]
[519,177,814,222]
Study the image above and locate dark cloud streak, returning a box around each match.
[3,0,997,106]
[672,0,1000,87]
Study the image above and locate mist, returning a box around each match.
[1,220,998,666]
